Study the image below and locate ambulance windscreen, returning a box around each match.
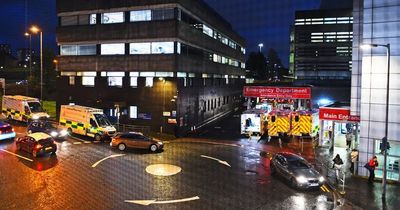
[94,114,112,127]
[28,102,44,113]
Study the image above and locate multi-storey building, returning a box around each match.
[56,0,246,135]
[291,9,353,85]
[352,0,400,181]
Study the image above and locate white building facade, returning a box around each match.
[352,0,400,180]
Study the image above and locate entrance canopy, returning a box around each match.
[243,86,311,99]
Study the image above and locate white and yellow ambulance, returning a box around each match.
[2,95,50,122]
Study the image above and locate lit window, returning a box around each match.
[177,42,181,54]
[145,77,153,87]
[78,45,96,55]
[101,43,125,55]
[90,14,96,24]
[101,12,124,24]
[129,43,151,54]
[129,106,137,119]
[203,25,213,37]
[82,76,95,86]
[69,76,75,85]
[130,77,138,87]
[60,45,77,55]
[108,77,123,87]
[151,42,174,54]
[130,10,151,22]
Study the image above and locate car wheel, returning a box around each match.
[291,178,298,189]
[32,150,38,158]
[95,134,102,142]
[67,128,72,134]
[270,164,276,176]
[150,144,158,152]
[51,150,57,156]
[118,143,126,151]
[7,115,12,121]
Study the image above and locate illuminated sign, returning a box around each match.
[319,108,360,122]
[243,86,311,99]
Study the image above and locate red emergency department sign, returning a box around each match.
[319,107,360,122]
[243,86,311,99]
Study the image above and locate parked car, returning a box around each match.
[110,132,163,152]
[0,121,16,141]
[27,120,68,139]
[270,152,324,189]
[16,132,57,157]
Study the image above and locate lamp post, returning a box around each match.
[159,77,166,133]
[258,43,264,53]
[24,32,32,95]
[29,25,43,102]
[361,43,390,199]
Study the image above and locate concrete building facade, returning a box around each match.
[56,0,246,135]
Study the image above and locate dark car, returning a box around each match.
[0,121,16,141]
[16,132,57,157]
[270,152,324,189]
[27,120,68,139]
[110,132,163,152]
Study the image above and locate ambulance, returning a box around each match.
[59,105,116,141]
[241,109,269,136]
[290,110,319,137]
[2,95,50,122]
[268,110,292,137]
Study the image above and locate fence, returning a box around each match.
[114,123,151,135]
[314,159,346,194]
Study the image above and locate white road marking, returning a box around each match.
[91,154,125,168]
[200,155,231,167]
[73,142,82,145]
[84,141,91,144]
[177,140,241,147]
[125,196,200,206]
[0,149,33,162]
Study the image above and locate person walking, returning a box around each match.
[366,156,379,184]
[346,133,352,150]
[332,154,344,183]
[350,149,359,173]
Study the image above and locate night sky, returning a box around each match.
[0,0,352,67]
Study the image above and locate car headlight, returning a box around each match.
[32,115,39,120]
[60,130,68,136]
[50,131,58,137]
[319,176,325,183]
[296,176,308,184]
[158,142,163,145]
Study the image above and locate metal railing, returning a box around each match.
[113,123,151,135]
[314,159,346,194]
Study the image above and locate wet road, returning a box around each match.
[0,123,333,210]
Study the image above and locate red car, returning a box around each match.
[16,132,57,157]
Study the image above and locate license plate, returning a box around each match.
[45,147,52,151]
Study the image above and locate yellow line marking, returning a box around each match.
[73,142,82,145]
[320,186,327,192]
[322,185,330,192]
[125,196,200,206]
[91,154,126,168]
[0,149,33,162]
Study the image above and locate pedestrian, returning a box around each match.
[350,149,359,173]
[365,156,379,184]
[346,133,352,150]
[332,154,344,183]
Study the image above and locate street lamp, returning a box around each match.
[361,43,391,199]
[29,25,43,102]
[159,77,166,133]
[258,43,264,53]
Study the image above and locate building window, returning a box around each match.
[145,77,153,87]
[101,12,124,24]
[90,14,97,24]
[152,8,175,20]
[60,45,77,55]
[82,76,95,86]
[130,106,137,119]
[101,43,125,55]
[60,45,96,56]
[108,77,123,87]
[60,16,78,26]
[203,25,213,37]
[151,42,174,54]
[129,43,151,54]
[130,77,138,88]
[69,76,75,85]
[130,10,151,22]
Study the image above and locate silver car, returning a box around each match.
[270,152,324,189]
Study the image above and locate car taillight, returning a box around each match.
[0,130,2,134]
[12,128,15,132]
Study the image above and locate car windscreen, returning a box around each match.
[44,122,56,129]
[288,159,310,169]
[94,114,112,127]
[28,102,44,113]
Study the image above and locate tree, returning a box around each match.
[245,52,267,79]
[265,48,289,80]
[29,47,56,99]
